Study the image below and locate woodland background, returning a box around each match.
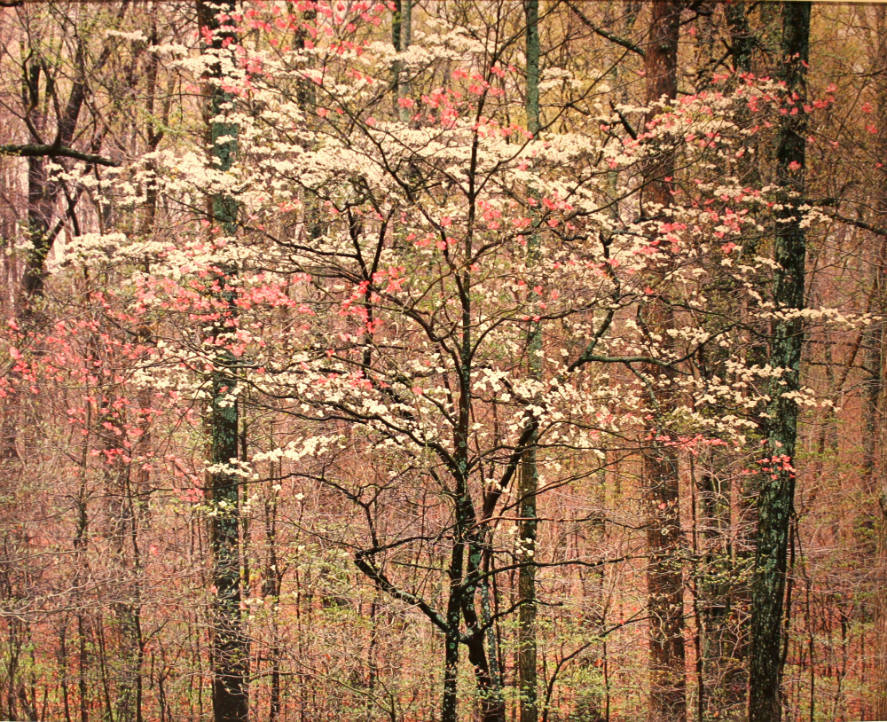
[0,1,884,721]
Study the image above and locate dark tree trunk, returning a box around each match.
[642,3,686,721]
[747,4,810,721]
[519,2,540,721]
[102,426,144,722]
[394,0,411,121]
[724,1,755,75]
[442,543,463,722]
[196,3,249,721]
[865,6,887,718]
[694,5,756,717]
[462,524,505,722]
[19,38,88,313]
[262,482,283,722]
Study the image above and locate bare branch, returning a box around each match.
[0,142,119,167]
[566,0,645,58]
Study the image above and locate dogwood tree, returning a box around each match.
[49,2,863,719]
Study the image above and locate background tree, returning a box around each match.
[195,1,249,720]
[748,4,810,720]
[639,3,685,720]
[518,2,540,721]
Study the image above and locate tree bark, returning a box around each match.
[396,0,411,122]
[724,1,755,75]
[196,3,249,721]
[519,2,540,721]
[695,6,756,717]
[262,482,283,722]
[642,3,686,721]
[391,0,411,120]
[747,4,810,721]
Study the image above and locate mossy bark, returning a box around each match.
[747,4,810,721]
[196,2,249,721]
[519,2,540,721]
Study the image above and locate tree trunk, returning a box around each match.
[262,482,283,722]
[462,524,506,721]
[642,3,686,721]
[102,422,143,722]
[747,4,810,721]
[4,22,91,459]
[519,2,540,721]
[724,1,755,76]
[395,0,412,122]
[694,7,755,716]
[196,3,249,721]
[19,37,89,314]
[442,546,462,722]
